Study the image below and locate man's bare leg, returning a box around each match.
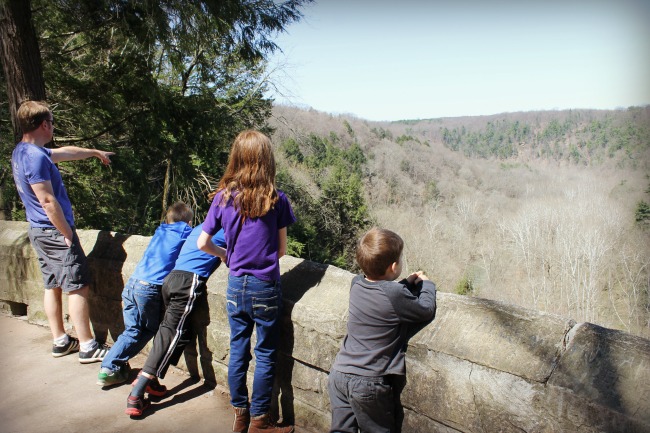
[44,287,66,339]
[67,285,94,343]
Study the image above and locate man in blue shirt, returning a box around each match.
[11,100,114,363]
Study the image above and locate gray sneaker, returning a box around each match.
[79,342,110,364]
[97,364,130,387]
[52,336,79,358]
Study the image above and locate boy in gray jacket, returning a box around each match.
[328,228,437,433]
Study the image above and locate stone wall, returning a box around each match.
[1,220,649,433]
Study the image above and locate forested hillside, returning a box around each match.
[269,104,650,338]
[1,1,647,338]
[401,108,650,165]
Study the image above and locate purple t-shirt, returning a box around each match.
[202,189,296,281]
[11,142,75,228]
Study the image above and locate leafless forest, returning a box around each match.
[269,105,650,338]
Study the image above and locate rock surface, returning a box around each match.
[1,220,649,432]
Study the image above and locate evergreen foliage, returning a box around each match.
[1,0,311,233]
[370,126,393,140]
[425,180,440,203]
[277,133,371,269]
[395,134,421,145]
[439,108,650,164]
[455,275,475,296]
[636,200,650,228]
[441,119,521,158]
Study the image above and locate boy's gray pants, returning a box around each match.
[328,369,406,433]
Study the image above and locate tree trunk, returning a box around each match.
[161,158,172,222]
[0,0,46,143]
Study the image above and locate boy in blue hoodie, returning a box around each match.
[97,202,193,388]
[126,223,226,416]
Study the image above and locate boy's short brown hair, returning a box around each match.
[166,202,193,224]
[17,100,51,133]
[355,228,404,280]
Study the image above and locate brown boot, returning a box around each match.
[248,413,294,433]
[232,406,250,433]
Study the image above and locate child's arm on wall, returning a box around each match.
[398,273,437,341]
[392,273,437,324]
[197,230,226,261]
[400,271,426,295]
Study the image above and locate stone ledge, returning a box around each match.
[2,220,648,432]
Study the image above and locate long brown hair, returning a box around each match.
[209,130,278,219]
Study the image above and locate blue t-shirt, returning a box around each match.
[131,221,193,285]
[11,142,74,228]
[201,189,296,282]
[173,224,226,278]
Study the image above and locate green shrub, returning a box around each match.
[425,180,440,202]
[635,200,650,227]
[455,275,475,296]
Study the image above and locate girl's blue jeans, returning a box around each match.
[101,277,162,372]
[226,274,282,416]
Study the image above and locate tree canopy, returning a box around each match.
[1,0,312,233]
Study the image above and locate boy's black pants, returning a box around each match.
[142,270,207,379]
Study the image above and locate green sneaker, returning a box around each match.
[97,364,130,387]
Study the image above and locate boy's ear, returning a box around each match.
[389,262,399,274]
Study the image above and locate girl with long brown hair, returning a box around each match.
[198,130,296,433]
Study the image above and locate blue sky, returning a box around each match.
[267,0,650,121]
